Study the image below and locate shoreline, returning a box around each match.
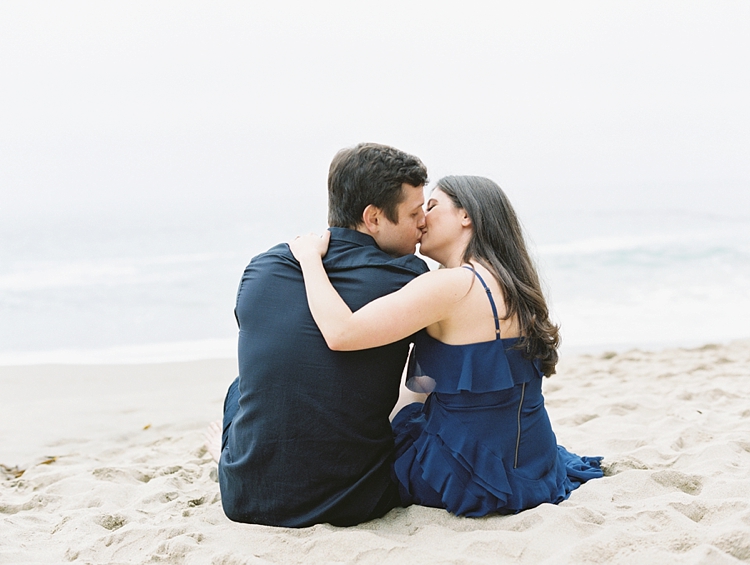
[0,338,238,367]
[2,339,749,563]
[1,335,748,367]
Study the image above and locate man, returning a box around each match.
[216,143,429,527]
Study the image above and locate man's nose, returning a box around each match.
[417,210,426,230]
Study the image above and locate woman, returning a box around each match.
[289,176,602,517]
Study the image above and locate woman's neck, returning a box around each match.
[426,234,471,268]
[441,249,469,269]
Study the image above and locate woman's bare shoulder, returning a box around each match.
[411,266,475,301]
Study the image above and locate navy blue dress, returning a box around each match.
[391,269,603,516]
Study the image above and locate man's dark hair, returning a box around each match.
[328,143,428,228]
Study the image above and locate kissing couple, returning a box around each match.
[206,142,603,527]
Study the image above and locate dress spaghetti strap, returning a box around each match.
[461,266,501,340]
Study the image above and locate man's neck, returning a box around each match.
[352,225,393,256]
[354,225,372,238]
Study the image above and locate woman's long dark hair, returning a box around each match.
[436,176,560,376]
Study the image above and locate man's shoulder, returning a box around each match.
[243,234,429,276]
[384,253,429,275]
[246,242,293,266]
[326,230,429,276]
[330,245,429,276]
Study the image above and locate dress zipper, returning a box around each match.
[514,382,526,469]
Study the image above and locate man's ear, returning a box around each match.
[361,204,382,234]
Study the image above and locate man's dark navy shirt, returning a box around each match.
[219,228,429,527]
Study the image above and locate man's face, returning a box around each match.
[374,183,426,257]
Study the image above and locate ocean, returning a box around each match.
[1,199,749,365]
[2,0,749,366]
[528,206,750,353]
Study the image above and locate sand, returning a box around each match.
[2,341,750,564]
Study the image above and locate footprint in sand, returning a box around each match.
[714,530,750,561]
[92,466,152,483]
[94,513,128,531]
[601,455,648,475]
[651,470,703,495]
[669,500,707,523]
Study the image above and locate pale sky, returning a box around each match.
[2,1,749,229]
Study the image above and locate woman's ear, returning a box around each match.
[460,210,472,227]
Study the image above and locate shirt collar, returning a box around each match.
[328,227,379,248]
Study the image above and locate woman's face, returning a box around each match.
[418,188,468,263]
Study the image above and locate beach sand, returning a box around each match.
[2,341,750,564]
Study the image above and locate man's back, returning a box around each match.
[219,228,428,527]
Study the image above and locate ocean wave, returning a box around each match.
[536,236,750,265]
[0,251,238,291]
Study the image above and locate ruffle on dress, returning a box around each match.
[393,401,512,516]
[393,400,604,516]
[406,331,542,394]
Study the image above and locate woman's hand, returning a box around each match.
[289,230,331,264]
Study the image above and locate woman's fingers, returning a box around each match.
[289,231,330,261]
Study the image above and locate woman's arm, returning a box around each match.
[289,232,470,350]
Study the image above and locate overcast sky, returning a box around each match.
[1,1,748,231]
